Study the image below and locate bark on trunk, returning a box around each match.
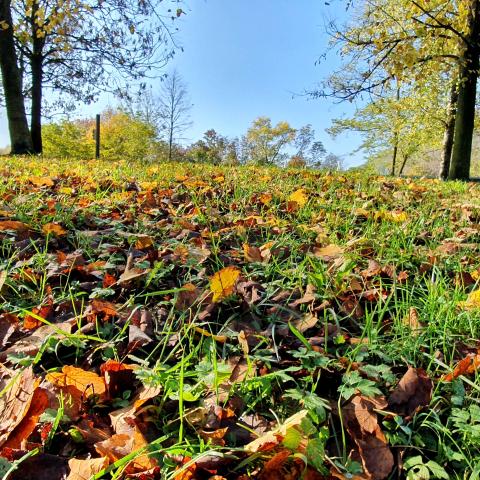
[440,82,458,179]
[449,0,480,181]
[0,0,33,154]
[399,154,409,176]
[391,135,398,176]
[30,54,43,154]
[391,86,401,176]
[30,7,44,155]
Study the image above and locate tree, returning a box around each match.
[316,0,480,180]
[0,0,32,153]
[42,109,159,161]
[294,124,327,167]
[7,0,183,153]
[188,129,232,164]
[246,117,296,165]
[322,153,343,171]
[157,70,192,161]
[328,77,447,176]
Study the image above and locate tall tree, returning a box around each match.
[157,70,192,161]
[9,0,183,153]
[246,117,296,165]
[317,0,480,180]
[0,0,32,154]
[448,0,480,180]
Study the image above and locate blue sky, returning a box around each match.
[0,0,365,166]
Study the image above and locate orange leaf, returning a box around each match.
[46,365,106,397]
[42,223,67,236]
[4,387,49,449]
[0,220,29,232]
[0,366,37,447]
[210,266,241,302]
[444,354,480,382]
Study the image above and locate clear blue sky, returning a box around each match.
[0,0,364,166]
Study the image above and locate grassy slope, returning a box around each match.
[0,157,479,479]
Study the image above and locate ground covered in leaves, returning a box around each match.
[0,158,479,480]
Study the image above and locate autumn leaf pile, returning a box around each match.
[0,157,479,479]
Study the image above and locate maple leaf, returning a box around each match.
[288,189,308,207]
[210,266,241,302]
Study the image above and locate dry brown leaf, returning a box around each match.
[67,457,109,480]
[291,313,318,333]
[4,387,49,449]
[243,243,263,263]
[388,367,432,417]
[119,267,150,285]
[313,244,344,261]
[134,235,154,249]
[244,410,308,453]
[342,395,393,480]
[402,307,423,334]
[0,366,37,447]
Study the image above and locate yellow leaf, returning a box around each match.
[210,266,241,302]
[29,176,54,187]
[42,222,67,236]
[288,189,308,207]
[459,290,480,310]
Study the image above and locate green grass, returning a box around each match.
[0,156,479,479]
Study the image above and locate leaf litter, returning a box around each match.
[0,158,478,478]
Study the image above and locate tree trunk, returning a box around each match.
[168,123,173,161]
[391,86,401,176]
[440,81,458,179]
[0,0,33,154]
[399,154,409,176]
[391,135,398,176]
[30,55,43,154]
[30,10,44,154]
[449,0,480,181]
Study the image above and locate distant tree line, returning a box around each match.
[41,108,342,170]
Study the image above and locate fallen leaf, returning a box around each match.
[244,410,308,453]
[42,223,67,236]
[459,290,480,310]
[313,244,344,261]
[288,189,308,207]
[0,220,29,232]
[388,367,432,417]
[0,366,37,447]
[3,387,49,449]
[402,307,423,334]
[210,266,241,302]
[46,365,106,398]
[342,395,393,480]
[67,457,109,480]
[444,353,480,382]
